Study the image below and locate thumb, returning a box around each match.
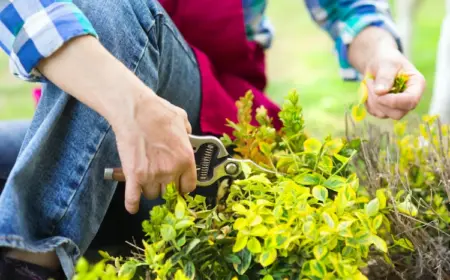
[373,65,399,95]
[124,174,141,214]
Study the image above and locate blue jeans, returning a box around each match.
[0,0,203,278]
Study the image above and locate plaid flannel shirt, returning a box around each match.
[0,0,401,82]
[245,0,402,80]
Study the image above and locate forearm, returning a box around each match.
[348,26,399,74]
[37,36,155,124]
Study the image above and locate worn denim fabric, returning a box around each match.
[0,121,30,181]
[0,0,202,278]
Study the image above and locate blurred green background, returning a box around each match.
[0,0,445,137]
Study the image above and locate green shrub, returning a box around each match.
[74,91,407,280]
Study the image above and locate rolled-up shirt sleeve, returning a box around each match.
[0,0,98,82]
[305,0,403,81]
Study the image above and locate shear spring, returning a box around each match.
[199,143,215,181]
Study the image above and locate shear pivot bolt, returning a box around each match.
[225,163,238,175]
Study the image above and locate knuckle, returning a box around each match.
[126,196,140,206]
[133,167,148,182]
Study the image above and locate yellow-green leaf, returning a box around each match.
[337,221,354,238]
[118,262,137,279]
[304,138,322,154]
[262,275,274,280]
[353,270,369,280]
[324,138,344,156]
[232,204,247,215]
[247,237,262,254]
[371,235,388,253]
[322,212,335,229]
[397,196,418,217]
[318,156,333,174]
[251,225,268,237]
[376,189,387,210]
[160,224,176,241]
[233,232,249,253]
[312,185,328,202]
[175,198,185,219]
[395,238,414,251]
[234,218,248,230]
[249,215,262,227]
[365,198,380,217]
[351,104,366,122]
[313,245,328,260]
[259,248,277,267]
[372,214,383,230]
[357,79,369,104]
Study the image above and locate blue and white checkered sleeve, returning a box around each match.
[0,0,98,82]
[305,0,402,81]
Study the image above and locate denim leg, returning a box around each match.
[0,0,201,278]
[0,121,30,181]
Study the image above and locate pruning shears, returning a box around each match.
[104,135,276,187]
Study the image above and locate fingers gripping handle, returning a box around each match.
[104,135,231,185]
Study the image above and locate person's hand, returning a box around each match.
[37,36,197,215]
[111,93,197,214]
[363,48,426,120]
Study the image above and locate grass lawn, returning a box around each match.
[0,1,445,137]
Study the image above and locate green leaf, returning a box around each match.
[323,176,346,191]
[295,173,321,185]
[233,232,249,252]
[224,254,241,265]
[312,185,328,202]
[247,237,262,253]
[371,235,388,253]
[259,248,277,267]
[160,224,176,241]
[183,261,195,280]
[310,260,326,278]
[177,235,186,247]
[262,275,274,280]
[233,248,252,275]
[304,138,322,154]
[365,198,380,217]
[118,262,137,279]
[185,238,201,254]
[313,245,328,260]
